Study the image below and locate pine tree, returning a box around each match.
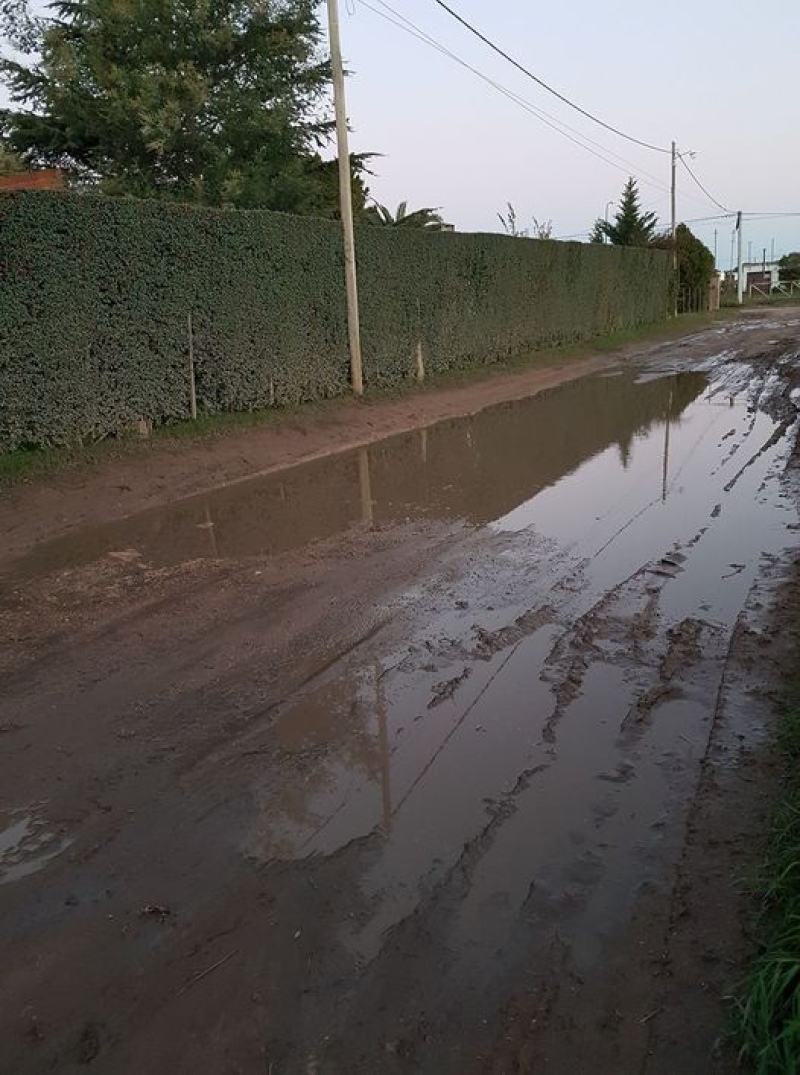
[591,178,658,247]
[0,0,366,213]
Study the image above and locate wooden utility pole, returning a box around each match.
[736,212,744,305]
[670,141,678,316]
[326,0,364,396]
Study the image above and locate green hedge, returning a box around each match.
[0,192,671,451]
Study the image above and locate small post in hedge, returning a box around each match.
[414,341,425,383]
[187,311,197,420]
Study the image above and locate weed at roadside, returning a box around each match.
[735,706,800,1074]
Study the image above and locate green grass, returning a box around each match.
[736,706,800,1074]
[721,293,800,310]
[0,309,734,490]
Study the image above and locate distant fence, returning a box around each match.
[677,285,711,314]
[750,281,800,299]
[0,192,672,451]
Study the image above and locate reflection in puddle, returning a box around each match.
[247,676,386,861]
[232,361,799,964]
[0,810,71,885]
[6,359,799,979]
[3,370,706,581]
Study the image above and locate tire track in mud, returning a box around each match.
[252,361,793,920]
[7,322,800,1075]
[293,350,800,1055]
[637,549,800,1073]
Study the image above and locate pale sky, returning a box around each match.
[3,1,799,264]
[338,0,800,264]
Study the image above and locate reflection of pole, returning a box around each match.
[359,448,373,529]
[661,390,672,503]
[420,426,427,464]
[376,663,392,836]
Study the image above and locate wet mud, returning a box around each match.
[1,310,800,1073]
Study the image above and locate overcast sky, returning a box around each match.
[3,1,798,264]
[338,0,800,264]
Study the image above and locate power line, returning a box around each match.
[744,211,800,219]
[359,0,681,201]
[677,154,730,212]
[359,0,722,213]
[429,0,670,154]
[361,0,670,189]
[681,213,735,225]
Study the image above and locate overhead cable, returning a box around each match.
[430,0,671,154]
[360,0,677,197]
[677,154,730,212]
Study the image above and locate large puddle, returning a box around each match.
[3,368,707,580]
[217,358,797,974]
[5,357,799,997]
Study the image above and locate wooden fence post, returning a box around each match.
[188,312,197,420]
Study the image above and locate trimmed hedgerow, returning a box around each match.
[0,192,671,450]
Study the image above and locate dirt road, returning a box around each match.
[2,310,800,1074]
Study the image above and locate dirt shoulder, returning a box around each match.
[0,314,743,563]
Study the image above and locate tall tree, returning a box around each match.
[591,178,658,247]
[651,223,714,292]
[778,253,800,282]
[0,0,363,213]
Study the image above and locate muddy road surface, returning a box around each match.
[2,310,800,1074]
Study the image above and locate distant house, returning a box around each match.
[734,260,781,292]
[0,169,65,192]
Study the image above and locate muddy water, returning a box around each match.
[3,369,705,578]
[222,357,799,1003]
[0,811,70,886]
[4,351,800,1073]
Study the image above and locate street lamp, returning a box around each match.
[604,200,614,243]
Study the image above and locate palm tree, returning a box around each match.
[363,200,449,230]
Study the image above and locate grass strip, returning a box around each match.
[736,707,800,1074]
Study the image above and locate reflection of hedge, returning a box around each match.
[0,192,671,451]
